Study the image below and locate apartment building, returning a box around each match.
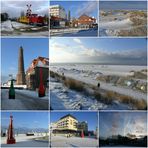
[52,114,78,134]
[77,121,88,133]
[50,5,66,19]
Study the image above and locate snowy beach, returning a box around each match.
[50,64,147,110]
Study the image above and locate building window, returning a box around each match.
[70,120,72,125]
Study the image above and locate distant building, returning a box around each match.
[73,14,97,28]
[50,5,66,19]
[52,114,78,134]
[50,16,67,28]
[1,13,9,21]
[95,127,98,138]
[50,5,68,28]
[26,56,49,90]
[2,80,16,87]
[77,121,88,133]
[50,122,57,133]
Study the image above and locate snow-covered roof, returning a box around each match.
[78,14,96,20]
[27,56,49,73]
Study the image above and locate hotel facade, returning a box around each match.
[50,114,89,135]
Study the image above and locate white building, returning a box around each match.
[50,122,57,132]
[50,5,66,19]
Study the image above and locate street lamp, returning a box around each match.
[8,74,15,99]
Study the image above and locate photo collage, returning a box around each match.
[0,0,147,147]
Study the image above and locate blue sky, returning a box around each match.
[50,1,98,18]
[1,112,48,129]
[50,38,147,65]
[1,38,48,83]
[100,1,147,11]
[99,112,147,139]
[50,112,98,131]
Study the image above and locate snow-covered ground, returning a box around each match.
[50,64,147,109]
[100,18,133,30]
[1,20,14,31]
[50,28,87,35]
[50,28,98,37]
[1,134,48,147]
[20,31,49,37]
[15,89,49,100]
[1,89,49,110]
[1,20,48,37]
[2,84,27,89]
[99,13,132,36]
[100,147,144,148]
[99,11,146,36]
[50,135,98,147]
[50,78,131,110]
[11,21,32,29]
[51,64,146,77]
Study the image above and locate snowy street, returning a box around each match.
[1,89,49,110]
[50,28,98,37]
[50,135,98,147]
[1,134,49,147]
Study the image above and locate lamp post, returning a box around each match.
[9,75,15,99]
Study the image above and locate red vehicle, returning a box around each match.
[29,14,45,26]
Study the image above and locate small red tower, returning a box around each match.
[7,115,16,144]
[38,68,45,97]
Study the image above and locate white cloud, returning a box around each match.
[50,41,79,63]
[50,39,146,64]
[1,0,48,18]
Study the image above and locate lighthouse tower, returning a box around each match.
[16,46,26,85]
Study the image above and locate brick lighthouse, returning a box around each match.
[16,46,26,85]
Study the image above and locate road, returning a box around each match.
[1,89,49,110]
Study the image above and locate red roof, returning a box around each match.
[78,14,96,21]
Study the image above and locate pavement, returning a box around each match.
[50,135,98,147]
[1,135,49,147]
[1,89,49,110]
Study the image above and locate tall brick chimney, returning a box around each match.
[16,46,26,85]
